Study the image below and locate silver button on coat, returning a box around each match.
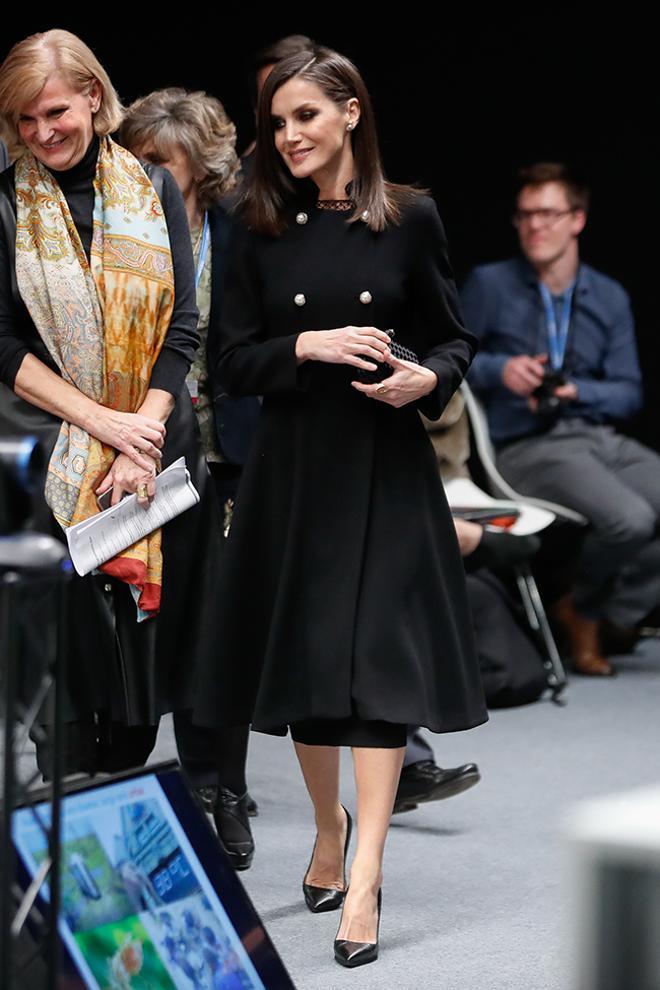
[359,291,372,304]
[294,293,306,306]
[296,212,308,225]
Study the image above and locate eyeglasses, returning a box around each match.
[512,208,576,228]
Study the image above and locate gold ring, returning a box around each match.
[375,383,389,395]
[136,483,148,499]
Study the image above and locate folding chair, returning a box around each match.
[454,382,589,700]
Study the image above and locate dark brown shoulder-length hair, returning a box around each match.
[244,47,422,236]
[516,162,590,212]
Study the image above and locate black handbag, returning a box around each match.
[467,571,547,708]
[354,330,420,385]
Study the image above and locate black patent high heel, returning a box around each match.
[303,804,353,913]
[334,888,382,968]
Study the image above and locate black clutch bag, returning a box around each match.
[354,330,420,385]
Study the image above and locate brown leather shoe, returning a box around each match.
[553,595,615,677]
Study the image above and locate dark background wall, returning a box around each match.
[3,14,658,446]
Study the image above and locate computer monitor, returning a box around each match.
[12,761,296,989]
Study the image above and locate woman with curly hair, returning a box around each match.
[121,88,260,870]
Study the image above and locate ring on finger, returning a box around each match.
[136,483,149,499]
[375,383,389,395]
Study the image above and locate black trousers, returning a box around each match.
[498,420,660,624]
[34,710,249,793]
[34,460,251,791]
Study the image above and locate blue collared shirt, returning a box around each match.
[461,257,642,444]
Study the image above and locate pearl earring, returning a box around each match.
[346,122,355,131]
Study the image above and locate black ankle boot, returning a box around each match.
[212,787,255,871]
[196,785,259,819]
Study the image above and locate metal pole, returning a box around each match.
[0,571,20,990]
[45,575,67,990]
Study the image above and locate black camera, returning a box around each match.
[533,370,567,418]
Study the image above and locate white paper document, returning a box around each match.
[443,477,554,537]
[65,456,199,576]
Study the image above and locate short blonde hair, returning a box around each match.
[120,88,239,209]
[0,28,123,155]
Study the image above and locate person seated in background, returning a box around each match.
[426,390,543,570]
[462,162,660,677]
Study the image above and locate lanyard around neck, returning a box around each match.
[538,280,576,371]
[194,211,210,289]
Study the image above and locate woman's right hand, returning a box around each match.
[295,326,391,370]
[96,451,158,508]
[86,408,166,471]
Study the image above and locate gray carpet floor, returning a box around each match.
[9,640,660,989]
[147,639,660,990]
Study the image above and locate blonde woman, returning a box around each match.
[0,32,233,828]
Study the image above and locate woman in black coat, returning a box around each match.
[202,47,488,967]
[120,87,261,870]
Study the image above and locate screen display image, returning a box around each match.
[12,770,274,990]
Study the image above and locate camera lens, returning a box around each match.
[0,437,44,493]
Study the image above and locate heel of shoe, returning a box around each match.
[334,888,382,968]
[303,805,353,913]
[224,844,254,871]
[213,787,255,872]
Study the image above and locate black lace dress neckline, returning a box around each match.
[315,199,355,212]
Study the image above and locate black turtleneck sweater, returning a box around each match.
[0,137,199,396]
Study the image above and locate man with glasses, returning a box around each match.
[462,162,660,676]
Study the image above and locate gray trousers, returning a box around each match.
[404,727,435,767]
[498,419,660,625]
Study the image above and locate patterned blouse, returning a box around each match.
[187,219,223,462]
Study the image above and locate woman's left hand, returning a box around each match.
[95,452,157,509]
[351,355,437,407]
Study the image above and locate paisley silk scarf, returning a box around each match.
[14,136,175,616]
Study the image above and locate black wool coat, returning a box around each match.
[205,204,260,466]
[195,190,488,736]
